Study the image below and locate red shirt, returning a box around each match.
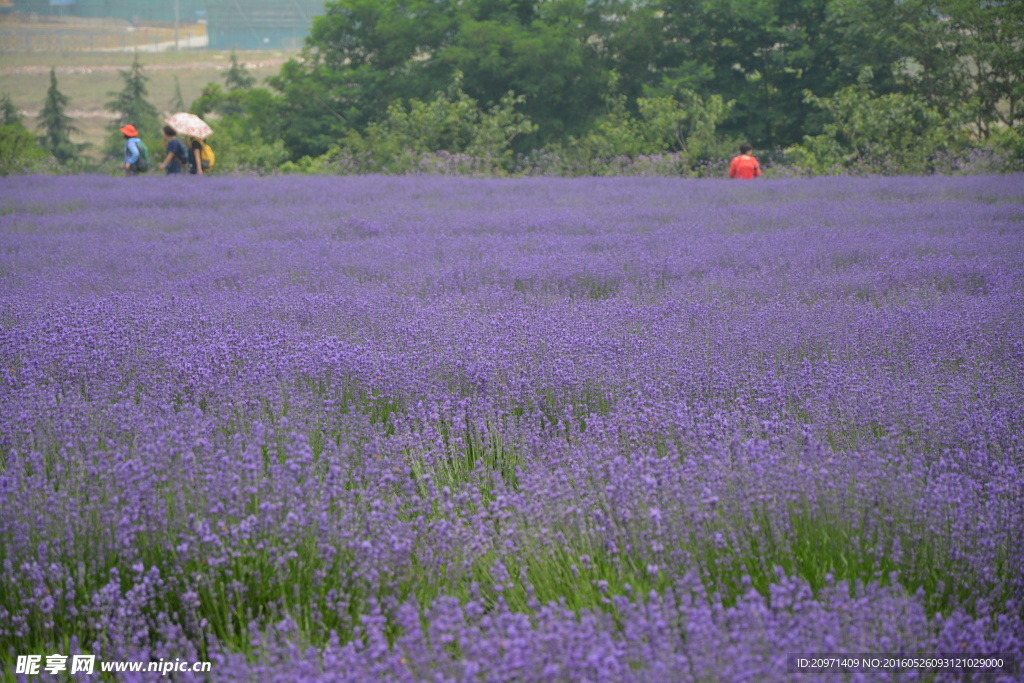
[729,154,761,179]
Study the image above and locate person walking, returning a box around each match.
[158,125,188,174]
[120,124,147,175]
[728,143,762,180]
[188,136,204,176]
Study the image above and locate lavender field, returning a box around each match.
[1,174,1023,681]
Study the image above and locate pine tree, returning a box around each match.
[1,92,22,127]
[106,52,160,131]
[224,51,256,91]
[1,91,45,176]
[105,53,161,157]
[37,68,78,165]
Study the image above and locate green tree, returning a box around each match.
[0,124,47,176]
[436,0,610,146]
[267,0,458,158]
[106,53,160,131]
[266,58,351,159]
[595,1,675,103]
[1,92,22,127]
[653,0,841,149]
[341,72,536,171]
[188,83,287,174]
[828,0,1023,136]
[573,73,733,165]
[190,82,224,120]
[224,51,256,91]
[273,0,611,158]
[218,53,258,116]
[1,91,46,176]
[826,0,937,94]
[922,0,1023,135]
[636,89,734,162]
[792,69,964,173]
[37,68,79,165]
[104,53,161,157]
[198,113,290,175]
[238,0,1024,167]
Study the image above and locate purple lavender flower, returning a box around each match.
[1,174,1022,681]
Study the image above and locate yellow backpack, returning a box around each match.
[198,139,215,170]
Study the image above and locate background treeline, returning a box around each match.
[3,0,1022,177]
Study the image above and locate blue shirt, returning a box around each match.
[165,137,187,174]
[124,137,140,165]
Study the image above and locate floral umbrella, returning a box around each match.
[165,112,213,139]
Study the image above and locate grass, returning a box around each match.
[1,387,1016,679]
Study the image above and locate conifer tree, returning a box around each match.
[37,68,78,165]
[1,92,22,127]
[106,53,160,130]
[1,91,45,176]
[224,51,256,91]
[105,53,161,157]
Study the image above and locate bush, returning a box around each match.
[0,124,49,176]
[566,77,735,174]
[206,117,290,175]
[791,69,969,175]
[339,73,536,174]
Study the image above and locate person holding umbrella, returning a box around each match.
[165,112,214,177]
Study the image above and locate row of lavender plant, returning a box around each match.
[1,174,1022,680]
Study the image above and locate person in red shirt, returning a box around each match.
[728,143,762,179]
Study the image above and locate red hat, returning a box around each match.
[120,124,139,137]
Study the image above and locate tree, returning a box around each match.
[636,89,734,162]
[105,53,161,156]
[191,82,224,120]
[272,0,611,157]
[37,68,79,165]
[925,0,1023,135]
[1,92,22,127]
[216,52,258,116]
[267,57,352,159]
[827,0,1023,137]
[596,1,674,102]
[1,91,46,176]
[0,125,47,177]
[792,68,964,173]
[224,51,256,91]
[437,0,610,147]
[827,0,935,93]
[187,81,289,174]
[255,0,1019,166]
[269,0,458,156]
[341,71,536,170]
[573,73,733,165]
[652,0,841,150]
